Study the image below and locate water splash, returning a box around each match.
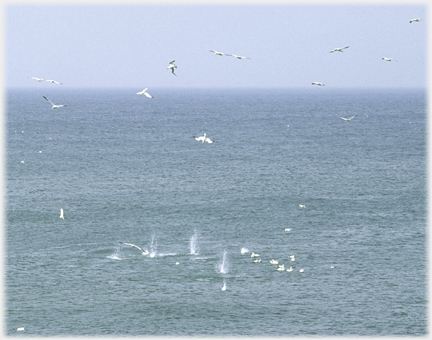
[190,229,199,255]
[241,247,248,254]
[221,279,227,291]
[107,248,121,260]
[149,234,157,258]
[218,250,229,274]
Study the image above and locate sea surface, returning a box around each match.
[5,87,427,336]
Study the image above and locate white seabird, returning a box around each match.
[382,57,398,62]
[289,255,295,262]
[210,50,226,56]
[299,204,306,208]
[59,208,64,219]
[29,77,45,82]
[299,269,304,273]
[167,60,177,76]
[270,259,279,264]
[340,114,358,122]
[250,252,260,258]
[45,79,63,85]
[119,242,149,255]
[253,258,261,263]
[43,96,67,109]
[193,133,214,144]
[312,82,325,86]
[285,228,292,232]
[286,265,293,272]
[410,18,421,23]
[330,46,349,53]
[136,88,154,98]
[277,264,285,271]
[17,328,25,332]
[225,54,251,59]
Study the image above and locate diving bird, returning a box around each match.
[29,77,45,82]
[193,133,214,144]
[45,79,63,85]
[330,46,349,53]
[43,96,67,109]
[167,60,177,76]
[209,50,225,56]
[340,114,359,122]
[410,18,421,23]
[382,57,398,62]
[225,54,251,59]
[312,82,325,86]
[222,281,227,291]
[136,88,154,98]
[59,208,64,219]
[119,242,149,255]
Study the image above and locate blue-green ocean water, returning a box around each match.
[6,87,427,336]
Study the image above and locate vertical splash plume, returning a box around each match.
[190,229,199,255]
[149,234,157,258]
[218,250,229,274]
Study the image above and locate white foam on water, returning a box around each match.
[217,250,229,274]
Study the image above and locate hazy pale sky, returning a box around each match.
[6,3,427,88]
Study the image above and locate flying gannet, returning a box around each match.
[119,242,149,255]
[59,208,64,219]
[43,96,67,109]
[45,79,63,85]
[340,114,359,122]
[382,57,398,62]
[193,133,214,144]
[410,18,421,23]
[312,82,325,86]
[167,60,177,76]
[225,54,251,59]
[29,77,45,82]
[210,50,226,56]
[136,88,154,98]
[330,46,349,53]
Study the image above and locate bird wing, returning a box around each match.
[169,60,175,64]
[194,136,205,141]
[205,138,214,143]
[144,92,153,98]
[43,96,54,105]
[348,114,358,121]
[340,117,348,121]
[119,242,145,253]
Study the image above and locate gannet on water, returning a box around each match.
[59,208,64,219]
[119,242,149,255]
[136,88,154,98]
[289,255,295,262]
[330,46,349,53]
[43,96,67,109]
[285,228,292,232]
[277,264,285,271]
[253,258,261,263]
[299,204,306,208]
[270,259,279,264]
[299,269,304,273]
[286,265,293,272]
[340,114,358,122]
[167,60,177,76]
[250,252,260,257]
[193,133,214,144]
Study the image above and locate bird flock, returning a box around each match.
[24,15,421,297]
